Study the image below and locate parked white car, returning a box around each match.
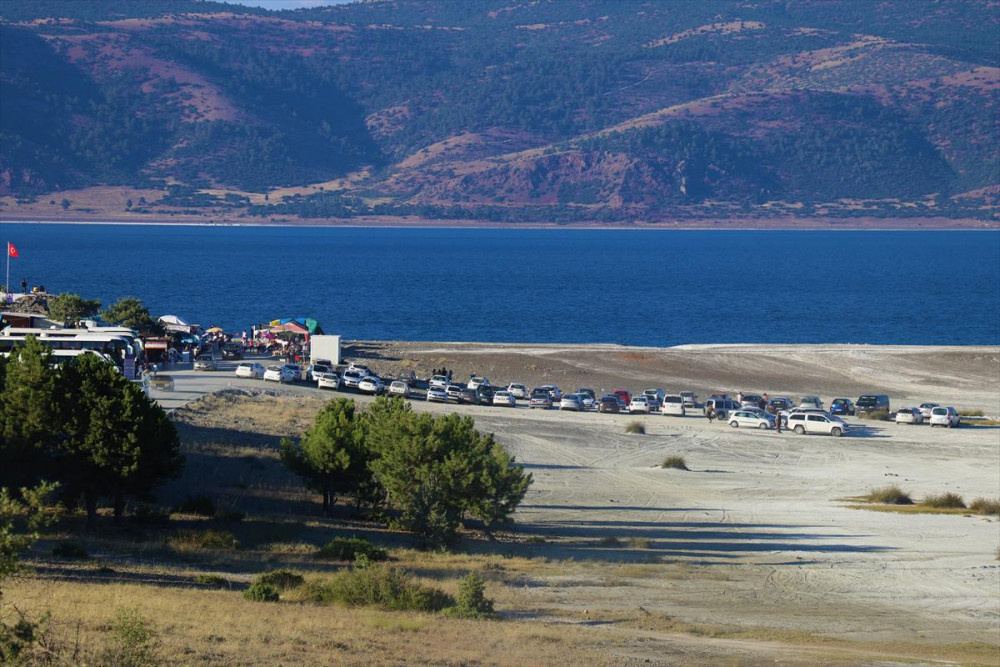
[539,385,562,402]
[445,384,464,402]
[787,412,848,436]
[468,376,491,390]
[661,395,686,416]
[729,410,774,429]
[918,402,941,420]
[264,364,297,383]
[507,383,528,400]
[493,390,516,407]
[629,396,652,414]
[643,389,665,409]
[235,361,265,379]
[317,373,342,390]
[929,406,961,428]
[429,375,449,388]
[193,354,217,371]
[388,380,410,397]
[895,407,924,425]
[426,386,448,403]
[799,396,823,409]
[358,376,384,395]
[342,369,367,389]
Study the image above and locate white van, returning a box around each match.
[787,412,848,437]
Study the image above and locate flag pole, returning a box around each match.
[5,242,9,297]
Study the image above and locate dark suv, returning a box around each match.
[856,394,890,415]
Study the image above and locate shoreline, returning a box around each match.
[3,214,998,231]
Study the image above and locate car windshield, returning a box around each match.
[857,396,878,405]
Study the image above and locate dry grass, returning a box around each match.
[625,421,646,434]
[863,485,913,505]
[922,492,966,509]
[968,497,1000,516]
[4,578,608,666]
[661,455,688,470]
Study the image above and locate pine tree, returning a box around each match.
[280,398,367,515]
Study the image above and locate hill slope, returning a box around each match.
[1,0,997,223]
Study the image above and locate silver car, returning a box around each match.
[559,394,583,411]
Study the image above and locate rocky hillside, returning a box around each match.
[1,0,997,223]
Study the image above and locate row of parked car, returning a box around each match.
[230,360,967,431]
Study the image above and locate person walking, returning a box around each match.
[775,410,782,434]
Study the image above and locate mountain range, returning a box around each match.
[1,0,997,224]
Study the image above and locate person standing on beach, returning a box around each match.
[20,278,27,294]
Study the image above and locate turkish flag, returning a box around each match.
[7,243,17,258]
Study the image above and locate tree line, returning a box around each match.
[281,397,532,549]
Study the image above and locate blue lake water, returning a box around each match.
[2,223,999,346]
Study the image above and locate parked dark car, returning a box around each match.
[476,385,495,405]
[459,387,478,404]
[830,398,856,416]
[221,344,243,360]
[856,394,890,415]
[598,395,621,414]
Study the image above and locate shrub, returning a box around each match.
[242,581,280,602]
[168,529,239,551]
[296,565,453,612]
[625,421,646,434]
[253,570,304,592]
[442,572,496,619]
[921,492,966,509]
[194,574,227,588]
[969,497,1000,516]
[316,537,388,562]
[958,409,984,417]
[177,495,216,517]
[102,606,160,667]
[864,485,913,505]
[130,505,170,526]
[858,410,890,421]
[661,455,688,470]
[600,536,624,547]
[52,541,89,560]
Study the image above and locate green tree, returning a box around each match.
[60,354,183,527]
[0,337,61,489]
[369,412,491,548]
[280,398,368,515]
[46,293,101,326]
[466,441,532,537]
[101,297,161,335]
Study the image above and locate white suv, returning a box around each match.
[787,412,848,437]
[929,406,961,428]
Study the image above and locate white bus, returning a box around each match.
[0,329,138,375]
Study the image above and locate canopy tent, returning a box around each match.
[269,320,309,334]
[267,317,323,335]
[205,326,225,334]
[158,315,189,326]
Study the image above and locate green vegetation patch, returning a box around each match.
[316,537,388,563]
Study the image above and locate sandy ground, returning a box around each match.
[149,342,1000,657]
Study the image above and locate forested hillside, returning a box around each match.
[1,0,997,223]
